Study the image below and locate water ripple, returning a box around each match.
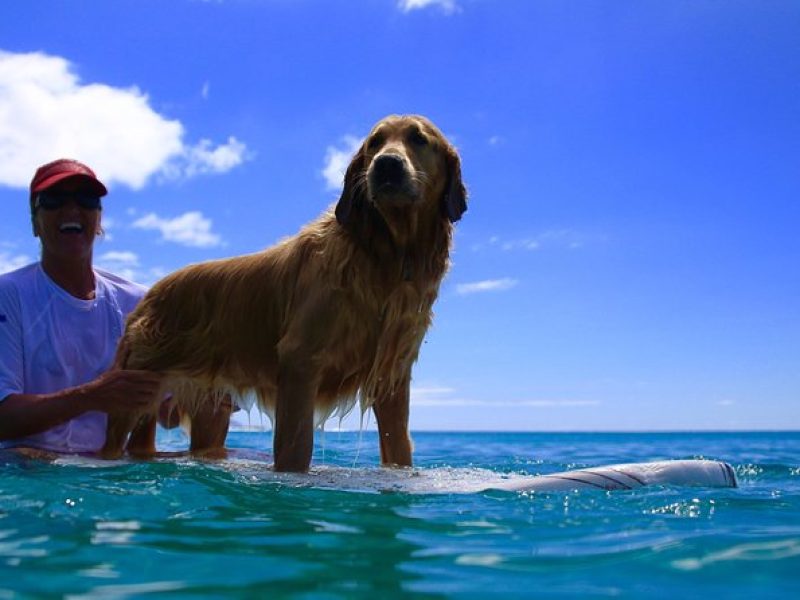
[672,538,800,571]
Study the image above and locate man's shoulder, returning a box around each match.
[94,268,148,303]
[0,264,39,323]
[0,263,39,296]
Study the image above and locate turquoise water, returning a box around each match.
[2,431,799,598]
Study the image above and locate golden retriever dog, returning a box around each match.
[101,114,467,472]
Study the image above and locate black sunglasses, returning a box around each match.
[34,191,102,211]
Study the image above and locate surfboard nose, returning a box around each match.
[492,460,738,492]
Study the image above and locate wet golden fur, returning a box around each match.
[102,115,467,471]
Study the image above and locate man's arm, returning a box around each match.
[0,370,164,441]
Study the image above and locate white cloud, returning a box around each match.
[473,230,606,253]
[132,211,222,248]
[0,50,247,191]
[528,229,592,250]
[456,278,518,295]
[95,249,138,278]
[99,216,117,241]
[419,399,601,408]
[322,136,362,191]
[96,250,140,266]
[162,136,248,181]
[501,239,541,251]
[412,386,457,398]
[0,252,31,274]
[411,385,599,408]
[95,250,164,286]
[398,0,460,14]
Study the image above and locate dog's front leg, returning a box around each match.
[274,348,318,472]
[273,291,336,472]
[373,376,413,467]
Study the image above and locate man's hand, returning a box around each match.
[0,370,165,442]
[85,370,165,416]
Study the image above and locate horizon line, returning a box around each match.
[226,428,800,434]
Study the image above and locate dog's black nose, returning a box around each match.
[372,154,406,185]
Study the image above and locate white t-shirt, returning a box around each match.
[0,263,146,453]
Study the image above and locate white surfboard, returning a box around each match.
[221,458,738,494]
[50,454,737,494]
[490,459,737,492]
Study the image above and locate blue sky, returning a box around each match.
[1,0,798,431]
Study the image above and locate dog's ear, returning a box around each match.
[443,145,467,223]
[335,145,367,227]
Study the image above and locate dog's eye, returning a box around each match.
[367,134,384,150]
[409,130,428,147]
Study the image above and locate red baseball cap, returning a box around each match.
[30,158,108,198]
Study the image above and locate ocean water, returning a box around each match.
[1,431,799,598]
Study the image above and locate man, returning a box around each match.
[0,159,164,454]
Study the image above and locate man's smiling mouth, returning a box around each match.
[59,222,84,234]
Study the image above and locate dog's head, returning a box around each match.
[335,115,467,228]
